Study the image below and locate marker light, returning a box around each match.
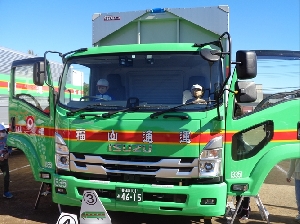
[232,184,249,191]
[39,172,51,179]
[146,8,168,13]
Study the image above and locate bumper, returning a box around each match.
[52,175,227,216]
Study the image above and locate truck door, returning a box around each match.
[224,50,300,196]
[224,97,275,194]
[8,57,55,180]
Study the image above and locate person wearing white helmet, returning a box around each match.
[95,79,112,101]
[0,124,13,198]
[186,84,206,104]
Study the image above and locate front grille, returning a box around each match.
[69,153,199,179]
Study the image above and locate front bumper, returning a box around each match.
[52,174,227,217]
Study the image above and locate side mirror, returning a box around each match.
[235,81,257,103]
[33,61,45,86]
[236,51,257,79]
[200,49,221,62]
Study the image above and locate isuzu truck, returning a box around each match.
[7,6,300,222]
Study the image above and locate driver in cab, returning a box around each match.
[95,79,112,101]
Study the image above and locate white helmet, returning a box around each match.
[97,79,109,87]
[191,84,203,92]
[0,124,6,131]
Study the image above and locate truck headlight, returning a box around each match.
[199,136,223,178]
[55,132,70,170]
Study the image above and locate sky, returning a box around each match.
[0,0,299,63]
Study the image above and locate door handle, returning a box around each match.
[297,122,300,140]
[10,117,16,132]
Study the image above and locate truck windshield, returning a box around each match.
[59,52,223,112]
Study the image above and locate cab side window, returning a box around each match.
[13,65,49,113]
[232,121,274,161]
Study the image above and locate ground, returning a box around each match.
[0,150,298,224]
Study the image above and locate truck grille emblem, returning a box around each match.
[108,144,152,153]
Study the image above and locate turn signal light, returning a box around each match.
[39,172,51,179]
[232,184,249,191]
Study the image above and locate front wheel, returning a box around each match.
[203,218,212,224]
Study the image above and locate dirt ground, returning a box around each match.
[0,150,298,224]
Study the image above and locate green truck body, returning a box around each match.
[7,6,300,218]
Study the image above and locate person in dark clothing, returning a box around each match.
[0,124,13,199]
[235,195,250,220]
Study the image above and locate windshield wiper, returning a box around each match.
[150,102,195,119]
[66,103,122,116]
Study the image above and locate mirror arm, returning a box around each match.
[231,61,242,65]
[212,52,230,57]
[224,89,238,94]
[214,32,232,120]
[43,51,63,90]
[217,32,232,96]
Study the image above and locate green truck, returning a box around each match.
[7,6,300,221]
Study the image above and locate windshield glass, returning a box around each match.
[58,52,223,112]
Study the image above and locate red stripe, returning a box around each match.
[15,125,55,136]
[57,130,224,144]
[63,130,202,144]
[224,130,298,143]
[14,126,299,144]
[0,81,82,94]
[0,81,8,88]
[273,131,298,141]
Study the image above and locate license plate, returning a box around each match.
[116,187,143,202]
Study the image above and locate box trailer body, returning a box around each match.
[92,6,229,47]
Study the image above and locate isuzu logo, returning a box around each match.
[104,15,121,21]
[108,144,152,153]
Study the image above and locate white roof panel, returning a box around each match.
[92,6,229,45]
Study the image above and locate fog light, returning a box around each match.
[204,162,214,171]
[56,187,67,194]
[56,154,70,170]
[232,184,249,191]
[40,172,51,179]
[60,156,68,163]
[200,198,217,205]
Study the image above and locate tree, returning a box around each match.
[83,82,89,96]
